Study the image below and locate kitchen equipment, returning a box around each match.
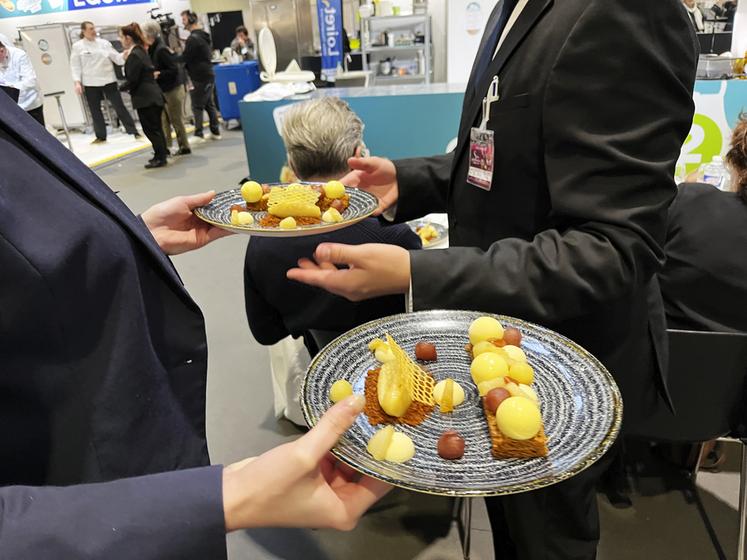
[379,58,393,76]
[257,26,315,82]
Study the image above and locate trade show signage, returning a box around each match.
[0,0,151,18]
[680,80,747,174]
[0,0,66,18]
[317,0,343,79]
[68,0,152,9]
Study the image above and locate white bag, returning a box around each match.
[268,335,311,427]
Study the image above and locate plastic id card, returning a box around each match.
[467,127,495,191]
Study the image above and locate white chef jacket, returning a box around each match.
[70,37,125,87]
[0,44,42,111]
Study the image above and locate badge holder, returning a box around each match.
[467,76,500,191]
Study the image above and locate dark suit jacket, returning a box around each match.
[393,0,697,433]
[148,36,183,93]
[245,218,422,346]
[660,182,747,333]
[0,94,225,557]
[121,45,164,110]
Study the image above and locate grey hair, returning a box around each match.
[141,20,161,41]
[280,97,364,181]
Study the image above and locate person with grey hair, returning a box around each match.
[142,20,191,156]
[243,97,421,423]
[280,97,365,180]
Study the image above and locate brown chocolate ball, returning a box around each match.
[485,387,511,414]
[503,327,522,347]
[437,430,466,460]
[415,341,437,361]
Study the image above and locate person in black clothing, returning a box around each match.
[244,98,422,354]
[230,25,255,61]
[180,11,221,140]
[661,114,747,333]
[658,115,747,470]
[119,23,168,169]
[711,0,738,30]
[142,21,191,156]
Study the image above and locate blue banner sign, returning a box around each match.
[317,0,343,79]
[68,0,152,10]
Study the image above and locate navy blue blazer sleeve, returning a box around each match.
[0,466,227,560]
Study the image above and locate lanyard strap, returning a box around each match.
[479,76,501,130]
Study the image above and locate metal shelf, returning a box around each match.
[366,44,426,53]
[373,74,426,82]
[361,14,431,85]
[367,14,429,29]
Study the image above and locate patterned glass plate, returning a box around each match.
[301,310,622,497]
[407,219,449,249]
[193,183,378,237]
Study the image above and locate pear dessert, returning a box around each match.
[364,335,436,426]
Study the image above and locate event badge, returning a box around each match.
[467,76,500,191]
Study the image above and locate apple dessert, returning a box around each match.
[467,316,548,459]
[364,335,435,426]
[230,180,351,229]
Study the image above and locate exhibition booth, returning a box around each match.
[1,0,747,558]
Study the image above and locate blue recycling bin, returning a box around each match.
[215,61,261,121]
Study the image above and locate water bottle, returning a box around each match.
[702,156,730,190]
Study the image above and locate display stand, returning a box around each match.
[456,497,473,560]
[45,91,73,152]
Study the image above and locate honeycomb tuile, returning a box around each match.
[267,184,321,218]
[384,334,435,406]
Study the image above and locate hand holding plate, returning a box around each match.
[141,191,233,255]
[222,395,392,531]
[341,157,399,216]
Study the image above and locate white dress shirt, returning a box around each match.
[685,4,705,32]
[0,44,42,111]
[70,37,125,87]
[494,0,530,56]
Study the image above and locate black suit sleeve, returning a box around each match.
[409,0,697,322]
[156,49,178,84]
[121,52,143,92]
[0,466,227,559]
[394,153,454,222]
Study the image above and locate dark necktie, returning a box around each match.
[472,0,520,84]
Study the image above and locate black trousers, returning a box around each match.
[486,445,615,560]
[137,105,168,162]
[27,105,45,126]
[189,79,220,136]
[83,82,137,140]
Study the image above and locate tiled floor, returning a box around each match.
[97,132,743,560]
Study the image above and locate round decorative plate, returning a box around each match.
[407,219,449,249]
[301,310,622,497]
[193,183,378,237]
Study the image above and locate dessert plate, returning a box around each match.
[301,310,622,497]
[407,219,448,249]
[193,184,378,237]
